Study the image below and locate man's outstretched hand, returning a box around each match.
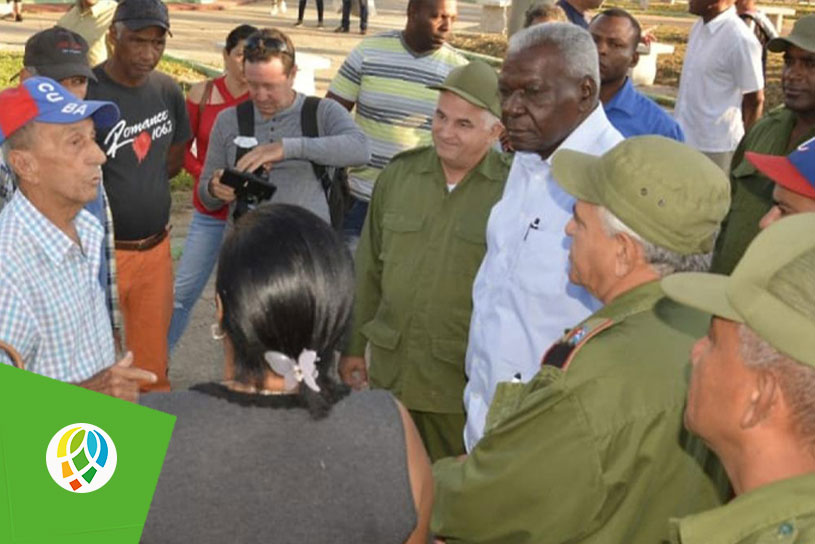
[338,355,369,391]
[78,352,157,402]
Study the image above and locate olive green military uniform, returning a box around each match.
[349,145,511,461]
[669,473,815,544]
[711,107,815,274]
[431,281,725,544]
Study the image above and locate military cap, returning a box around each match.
[428,60,501,118]
[662,213,815,367]
[551,135,730,255]
[768,14,815,53]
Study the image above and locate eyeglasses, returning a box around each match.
[244,35,294,59]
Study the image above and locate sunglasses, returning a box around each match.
[244,36,294,59]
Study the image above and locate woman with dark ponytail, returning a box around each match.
[141,204,432,543]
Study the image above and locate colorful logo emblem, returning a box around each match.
[45,423,117,493]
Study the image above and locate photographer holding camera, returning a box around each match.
[200,28,369,224]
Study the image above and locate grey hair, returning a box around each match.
[600,207,713,277]
[1,123,36,183]
[507,22,600,98]
[2,123,36,155]
[481,109,501,130]
[739,324,815,448]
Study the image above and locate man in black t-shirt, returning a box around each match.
[87,0,191,392]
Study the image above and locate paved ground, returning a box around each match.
[0,0,485,388]
[0,0,695,389]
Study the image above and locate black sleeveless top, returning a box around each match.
[140,386,416,543]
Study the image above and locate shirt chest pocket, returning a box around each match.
[448,221,488,280]
[381,212,425,264]
[513,227,571,295]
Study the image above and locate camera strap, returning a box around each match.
[235,100,255,164]
[300,96,330,194]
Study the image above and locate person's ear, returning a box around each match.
[215,293,225,324]
[487,118,504,142]
[630,49,640,69]
[613,232,640,277]
[741,368,780,429]
[288,63,298,83]
[6,149,38,185]
[107,24,118,48]
[578,76,597,112]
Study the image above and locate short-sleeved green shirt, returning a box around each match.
[670,473,815,544]
[348,145,511,414]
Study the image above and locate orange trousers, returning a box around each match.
[116,236,173,392]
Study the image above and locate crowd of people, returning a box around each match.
[0,0,814,541]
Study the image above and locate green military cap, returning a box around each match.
[662,213,815,367]
[551,135,730,255]
[428,60,501,118]
[768,14,815,53]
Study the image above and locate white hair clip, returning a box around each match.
[264,349,321,393]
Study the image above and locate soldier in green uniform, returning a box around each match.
[431,136,730,543]
[712,15,815,274]
[339,60,511,461]
[662,213,815,544]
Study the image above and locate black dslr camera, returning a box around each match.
[221,167,277,221]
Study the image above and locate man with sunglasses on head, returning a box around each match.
[198,28,369,226]
[86,0,191,393]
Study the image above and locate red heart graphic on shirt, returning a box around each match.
[132,131,152,163]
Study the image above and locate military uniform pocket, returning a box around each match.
[380,211,425,264]
[361,318,402,390]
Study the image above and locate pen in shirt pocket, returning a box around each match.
[523,218,540,241]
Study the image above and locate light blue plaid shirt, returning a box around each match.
[0,191,115,382]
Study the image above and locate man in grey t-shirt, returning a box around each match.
[200,28,369,223]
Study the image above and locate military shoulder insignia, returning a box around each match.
[541,317,615,370]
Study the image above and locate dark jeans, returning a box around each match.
[341,0,368,30]
[342,195,369,251]
[298,0,324,21]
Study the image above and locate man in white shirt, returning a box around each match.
[463,22,623,450]
[675,0,764,172]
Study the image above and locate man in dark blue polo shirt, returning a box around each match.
[590,8,684,141]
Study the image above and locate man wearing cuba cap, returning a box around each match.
[0,77,157,401]
[662,213,815,543]
[432,136,730,543]
[744,135,815,229]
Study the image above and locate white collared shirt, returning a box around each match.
[463,106,623,451]
[675,7,764,153]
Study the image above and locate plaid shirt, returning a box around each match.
[100,186,122,336]
[0,150,121,336]
[0,192,115,381]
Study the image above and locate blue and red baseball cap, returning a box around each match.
[0,77,119,145]
[746,136,815,199]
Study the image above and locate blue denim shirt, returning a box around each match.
[604,78,685,142]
